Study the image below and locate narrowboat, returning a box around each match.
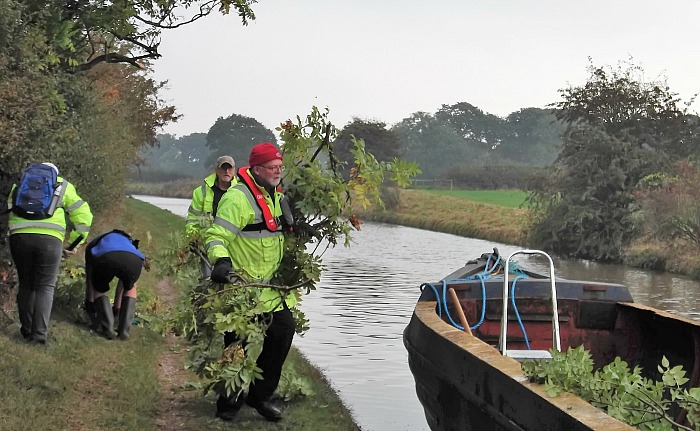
[403,248,700,431]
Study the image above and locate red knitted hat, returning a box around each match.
[249,142,283,166]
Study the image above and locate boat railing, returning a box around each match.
[499,249,561,362]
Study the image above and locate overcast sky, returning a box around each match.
[152,0,700,137]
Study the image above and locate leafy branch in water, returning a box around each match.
[522,346,700,430]
[155,106,419,401]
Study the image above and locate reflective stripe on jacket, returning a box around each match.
[7,177,93,244]
[204,169,294,312]
[185,172,238,239]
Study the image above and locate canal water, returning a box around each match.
[135,195,700,431]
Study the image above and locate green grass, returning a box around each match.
[0,196,359,431]
[356,188,530,246]
[421,189,528,208]
[0,307,162,430]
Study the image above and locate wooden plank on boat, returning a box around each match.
[448,287,472,335]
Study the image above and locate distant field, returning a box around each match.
[420,189,528,209]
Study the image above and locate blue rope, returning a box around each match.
[509,274,530,349]
[422,255,531,338]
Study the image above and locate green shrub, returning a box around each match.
[523,346,700,430]
[624,248,667,271]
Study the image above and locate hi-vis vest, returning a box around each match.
[204,168,295,312]
[185,172,238,239]
[7,177,92,245]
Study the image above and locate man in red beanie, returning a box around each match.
[204,142,295,422]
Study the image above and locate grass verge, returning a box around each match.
[0,196,360,431]
[364,189,700,281]
[421,189,528,209]
[359,188,529,246]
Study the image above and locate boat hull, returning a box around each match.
[405,301,635,431]
[405,250,700,430]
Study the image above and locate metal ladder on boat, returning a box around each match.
[499,250,561,362]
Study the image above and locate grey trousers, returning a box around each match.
[10,233,63,342]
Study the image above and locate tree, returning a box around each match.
[528,125,651,260]
[139,133,212,178]
[435,102,506,150]
[0,0,177,207]
[527,60,700,261]
[58,61,178,210]
[392,112,470,179]
[554,59,700,159]
[0,0,237,311]
[335,118,402,177]
[635,161,700,254]
[499,108,564,165]
[23,0,257,71]
[205,113,277,168]
[394,103,551,180]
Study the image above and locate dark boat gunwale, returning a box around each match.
[404,248,700,431]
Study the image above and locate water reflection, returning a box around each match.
[294,224,530,431]
[555,257,700,320]
[133,195,700,431]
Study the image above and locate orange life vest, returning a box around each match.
[237,166,284,232]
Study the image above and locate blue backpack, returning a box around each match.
[12,162,61,220]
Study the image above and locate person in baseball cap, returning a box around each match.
[185,154,237,276]
[216,155,235,169]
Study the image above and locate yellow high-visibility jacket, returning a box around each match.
[205,169,294,312]
[7,177,92,245]
[186,172,238,239]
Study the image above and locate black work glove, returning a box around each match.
[211,257,233,283]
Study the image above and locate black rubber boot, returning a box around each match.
[246,398,282,422]
[216,393,244,421]
[84,299,99,331]
[117,297,136,340]
[95,296,116,339]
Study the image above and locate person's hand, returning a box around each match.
[188,241,200,253]
[62,248,77,259]
[211,257,232,283]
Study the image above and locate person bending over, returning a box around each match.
[84,229,145,340]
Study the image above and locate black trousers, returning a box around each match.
[224,304,295,403]
[86,251,143,293]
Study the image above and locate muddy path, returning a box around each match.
[153,278,195,431]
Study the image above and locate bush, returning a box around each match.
[523,346,700,430]
[443,165,545,189]
[54,260,87,323]
[624,247,667,271]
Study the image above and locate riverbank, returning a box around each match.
[359,188,529,245]
[127,182,700,280]
[127,182,529,246]
[0,196,359,431]
[357,189,700,281]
